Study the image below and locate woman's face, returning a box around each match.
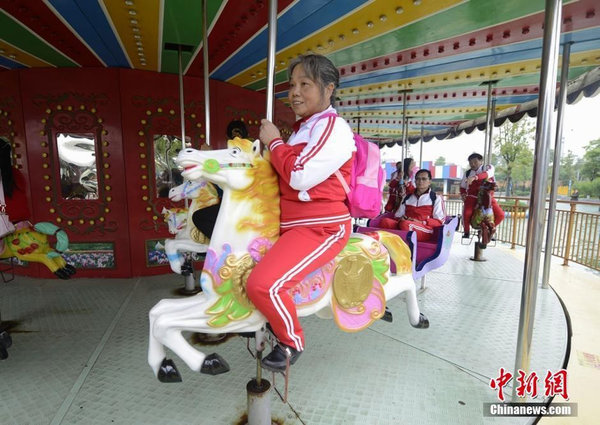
[288,64,333,118]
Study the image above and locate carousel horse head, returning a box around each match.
[161,207,187,235]
[177,138,265,190]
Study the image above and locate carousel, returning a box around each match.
[1,0,599,424]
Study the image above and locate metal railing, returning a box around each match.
[443,195,600,271]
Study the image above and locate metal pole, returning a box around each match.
[247,2,277,423]
[178,46,186,149]
[483,82,493,162]
[487,98,496,165]
[400,92,407,168]
[419,121,424,168]
[265,0,277,122]
[202,0,210,146]
[512,0,562,399]
[542,42,572,289]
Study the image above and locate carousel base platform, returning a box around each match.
[0,236,589,425]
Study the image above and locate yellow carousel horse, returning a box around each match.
[0,222,75,279]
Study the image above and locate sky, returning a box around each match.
[380,94,600,168]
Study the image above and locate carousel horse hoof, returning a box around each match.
[477,242,487,250]
[0,330,12,349]
[0,344,7,360]
[261,343,302,372]
[180,263,193,276]
[64,264,77,275]
[200,353,230,375]
[157,358,182,383]
[237,331,256,338]
[412,313,430,329]
[54,269,71,280]
[462,232,470,239]
[381,306,393,322]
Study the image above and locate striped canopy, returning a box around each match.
[1,0,599,143]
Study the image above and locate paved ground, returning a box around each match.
[0,236,582,425]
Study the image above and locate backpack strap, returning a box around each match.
[334,170,350,194]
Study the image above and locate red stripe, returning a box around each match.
[295,116,335,170]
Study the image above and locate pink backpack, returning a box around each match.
[313,112,385,218]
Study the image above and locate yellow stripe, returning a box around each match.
[338,50,600,98]
[229,0,464,87]
[102,0,160,71]
[0,40,53,68]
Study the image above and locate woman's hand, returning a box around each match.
[259,119,281,146]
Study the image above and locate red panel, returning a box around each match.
[119,70,208,276]
[450,165,457,178]
[19,68,131,278]
[0,70,38,277]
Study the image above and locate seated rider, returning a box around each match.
[249,54,355,372]
[378,169,445,242]
[384,157,417,213]
[459,153,505,238]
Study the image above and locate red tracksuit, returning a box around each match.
[379,189,445,241]
[459,164,505,234]
[246,107,355,351]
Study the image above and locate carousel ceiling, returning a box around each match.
[1,0,600,144]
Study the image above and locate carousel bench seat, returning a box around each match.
[355,213,459,281]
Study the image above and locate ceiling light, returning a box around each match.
[125,0,134,5]
[128,9,137,16]
[133,34,141,39]
[130,19,138,25]
[396,7,404,14]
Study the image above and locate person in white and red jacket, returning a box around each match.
[379,169,446,241]
[247,54,356,372]
[459,153,505,238]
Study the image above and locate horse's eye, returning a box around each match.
[231,147,241,155]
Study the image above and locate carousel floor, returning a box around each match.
[1,235,593,425]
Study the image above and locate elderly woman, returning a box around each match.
[248,54,356,372]
[379,169,446,242]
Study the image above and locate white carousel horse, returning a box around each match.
[160,180,219,274]
[148,138,428,382]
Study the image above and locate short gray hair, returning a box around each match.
[288,54,339,106]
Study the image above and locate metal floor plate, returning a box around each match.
[0,238,569,425]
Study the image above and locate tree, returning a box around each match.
[493,118,536,196]
[434,156,446,165]
[580,138,600,181]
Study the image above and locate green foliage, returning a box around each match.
[434,156,446,165]
[493,118,536,195]
[580,139,600,181]
[573,178,600,199]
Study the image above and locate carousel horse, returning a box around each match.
[161,180,218,274]
[148,138,428,382]
[0,222,75,279]
[470,180,498,248]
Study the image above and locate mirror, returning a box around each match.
[154,135,186,198]
[56,133,98,200]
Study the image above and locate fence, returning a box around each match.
[443,195,600,272]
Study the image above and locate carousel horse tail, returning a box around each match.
[33,222,69,255]
[373,230,414,275]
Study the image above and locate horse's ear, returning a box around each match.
[252,139,262,158]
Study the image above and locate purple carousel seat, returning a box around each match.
[355,213,459,280]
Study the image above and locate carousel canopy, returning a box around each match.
[1,0,599,144]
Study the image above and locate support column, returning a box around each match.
[512,0,562,399]
[542,42,572,289]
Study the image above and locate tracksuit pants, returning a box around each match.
[378,217,435,242]
[246,221,351,351]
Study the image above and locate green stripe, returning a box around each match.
[0,10,78,67]
[160,0,225,73]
